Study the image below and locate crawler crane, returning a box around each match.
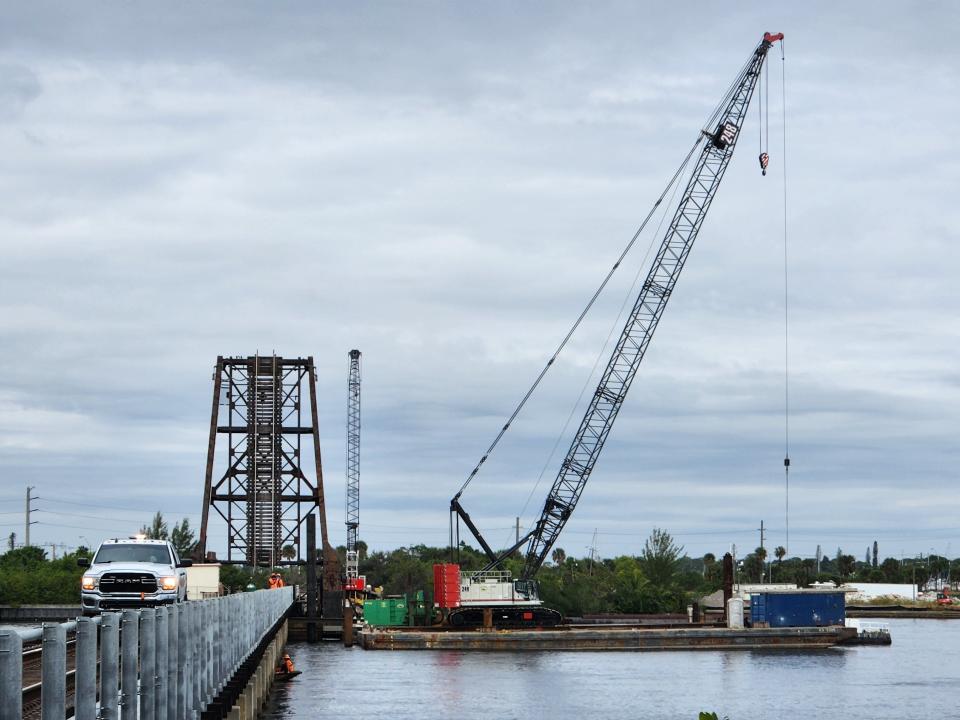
[440,32,785,627]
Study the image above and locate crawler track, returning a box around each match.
[447,606,562,628]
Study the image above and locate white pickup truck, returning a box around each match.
[78,536,192,615]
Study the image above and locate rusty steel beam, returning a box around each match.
[198,356,224,560]
[199,354,336,573]
[307,357,340,591]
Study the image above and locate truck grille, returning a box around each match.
[99,572,158,594]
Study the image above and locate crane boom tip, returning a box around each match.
[764,32,785,44]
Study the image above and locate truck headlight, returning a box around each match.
[159,576,178,591]
[82,576,98,590]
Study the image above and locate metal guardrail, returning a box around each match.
[0,587,293,720]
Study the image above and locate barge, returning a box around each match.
[359,624,856,651]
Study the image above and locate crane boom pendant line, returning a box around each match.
[780,39,791,556]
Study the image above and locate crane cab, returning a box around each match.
[458,570,542,608]
[434,564,561,628]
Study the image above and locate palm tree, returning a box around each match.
[281,544,296,561]
[755,546,768,583]
[774,546,786,581]
[551,547,566,566]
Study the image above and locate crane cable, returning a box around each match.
[780,40,791,555]
[451,42,764,504]
[453,135,706,500]
[501,152,690,551]
[453,41,763,504]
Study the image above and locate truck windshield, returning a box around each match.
[94,544,171,564]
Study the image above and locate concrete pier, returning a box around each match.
[224,620,288,720]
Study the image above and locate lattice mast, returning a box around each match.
[345,349,362,583]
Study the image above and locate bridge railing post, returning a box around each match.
[120,610,139,720]
[212,599,221,694]
[0,625,23,720]
[192,601,202,718]
[75,616,98,720]
[202,601,211,707]
[157,607,169,720]
[140,608,156,720]
[167,605,178,720]
[100,612,120,720]
[41,622,67,720]
[176,603,189,720]
[185,603,194,720]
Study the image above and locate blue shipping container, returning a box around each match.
[750,591,845,628]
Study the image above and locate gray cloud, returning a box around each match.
[0,2,957,561]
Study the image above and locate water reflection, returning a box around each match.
[261,620,959,720]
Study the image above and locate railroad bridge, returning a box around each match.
[0,587,293,720]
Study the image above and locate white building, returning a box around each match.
[840,582,917,602]
[185,563,222,599]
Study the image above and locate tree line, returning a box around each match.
[2,519,957,611]
[722,541,958,589]
[0,512,198,605]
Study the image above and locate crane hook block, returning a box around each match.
[759,152,770,175]
[763,32,784,45]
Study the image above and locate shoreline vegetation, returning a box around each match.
[2,518,957,612]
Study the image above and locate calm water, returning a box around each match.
[263,619,960,720]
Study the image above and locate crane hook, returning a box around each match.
[759,152,770,176]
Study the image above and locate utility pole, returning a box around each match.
[815,544,821,576]
[736,543,740,592]
[7,532,14,551]
[515,517,520,546]
[25,486,38,547]
[758,520,766,583]
[586,528,599,576]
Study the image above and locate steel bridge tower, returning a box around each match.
[198,355,339,587]
[345,349,361,584]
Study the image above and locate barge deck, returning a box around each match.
[360,625,856,651]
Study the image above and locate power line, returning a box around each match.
[36,521,135,533]
[42,497,201,516]
[37,510,157,523]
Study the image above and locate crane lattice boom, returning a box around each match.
[519,34,782,579]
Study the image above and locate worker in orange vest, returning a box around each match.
[268,572,285,589]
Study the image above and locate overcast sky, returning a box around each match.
[0,2,957,563]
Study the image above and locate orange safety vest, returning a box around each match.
[268,575,284,589]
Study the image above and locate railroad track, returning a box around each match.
[20,638,79,720]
